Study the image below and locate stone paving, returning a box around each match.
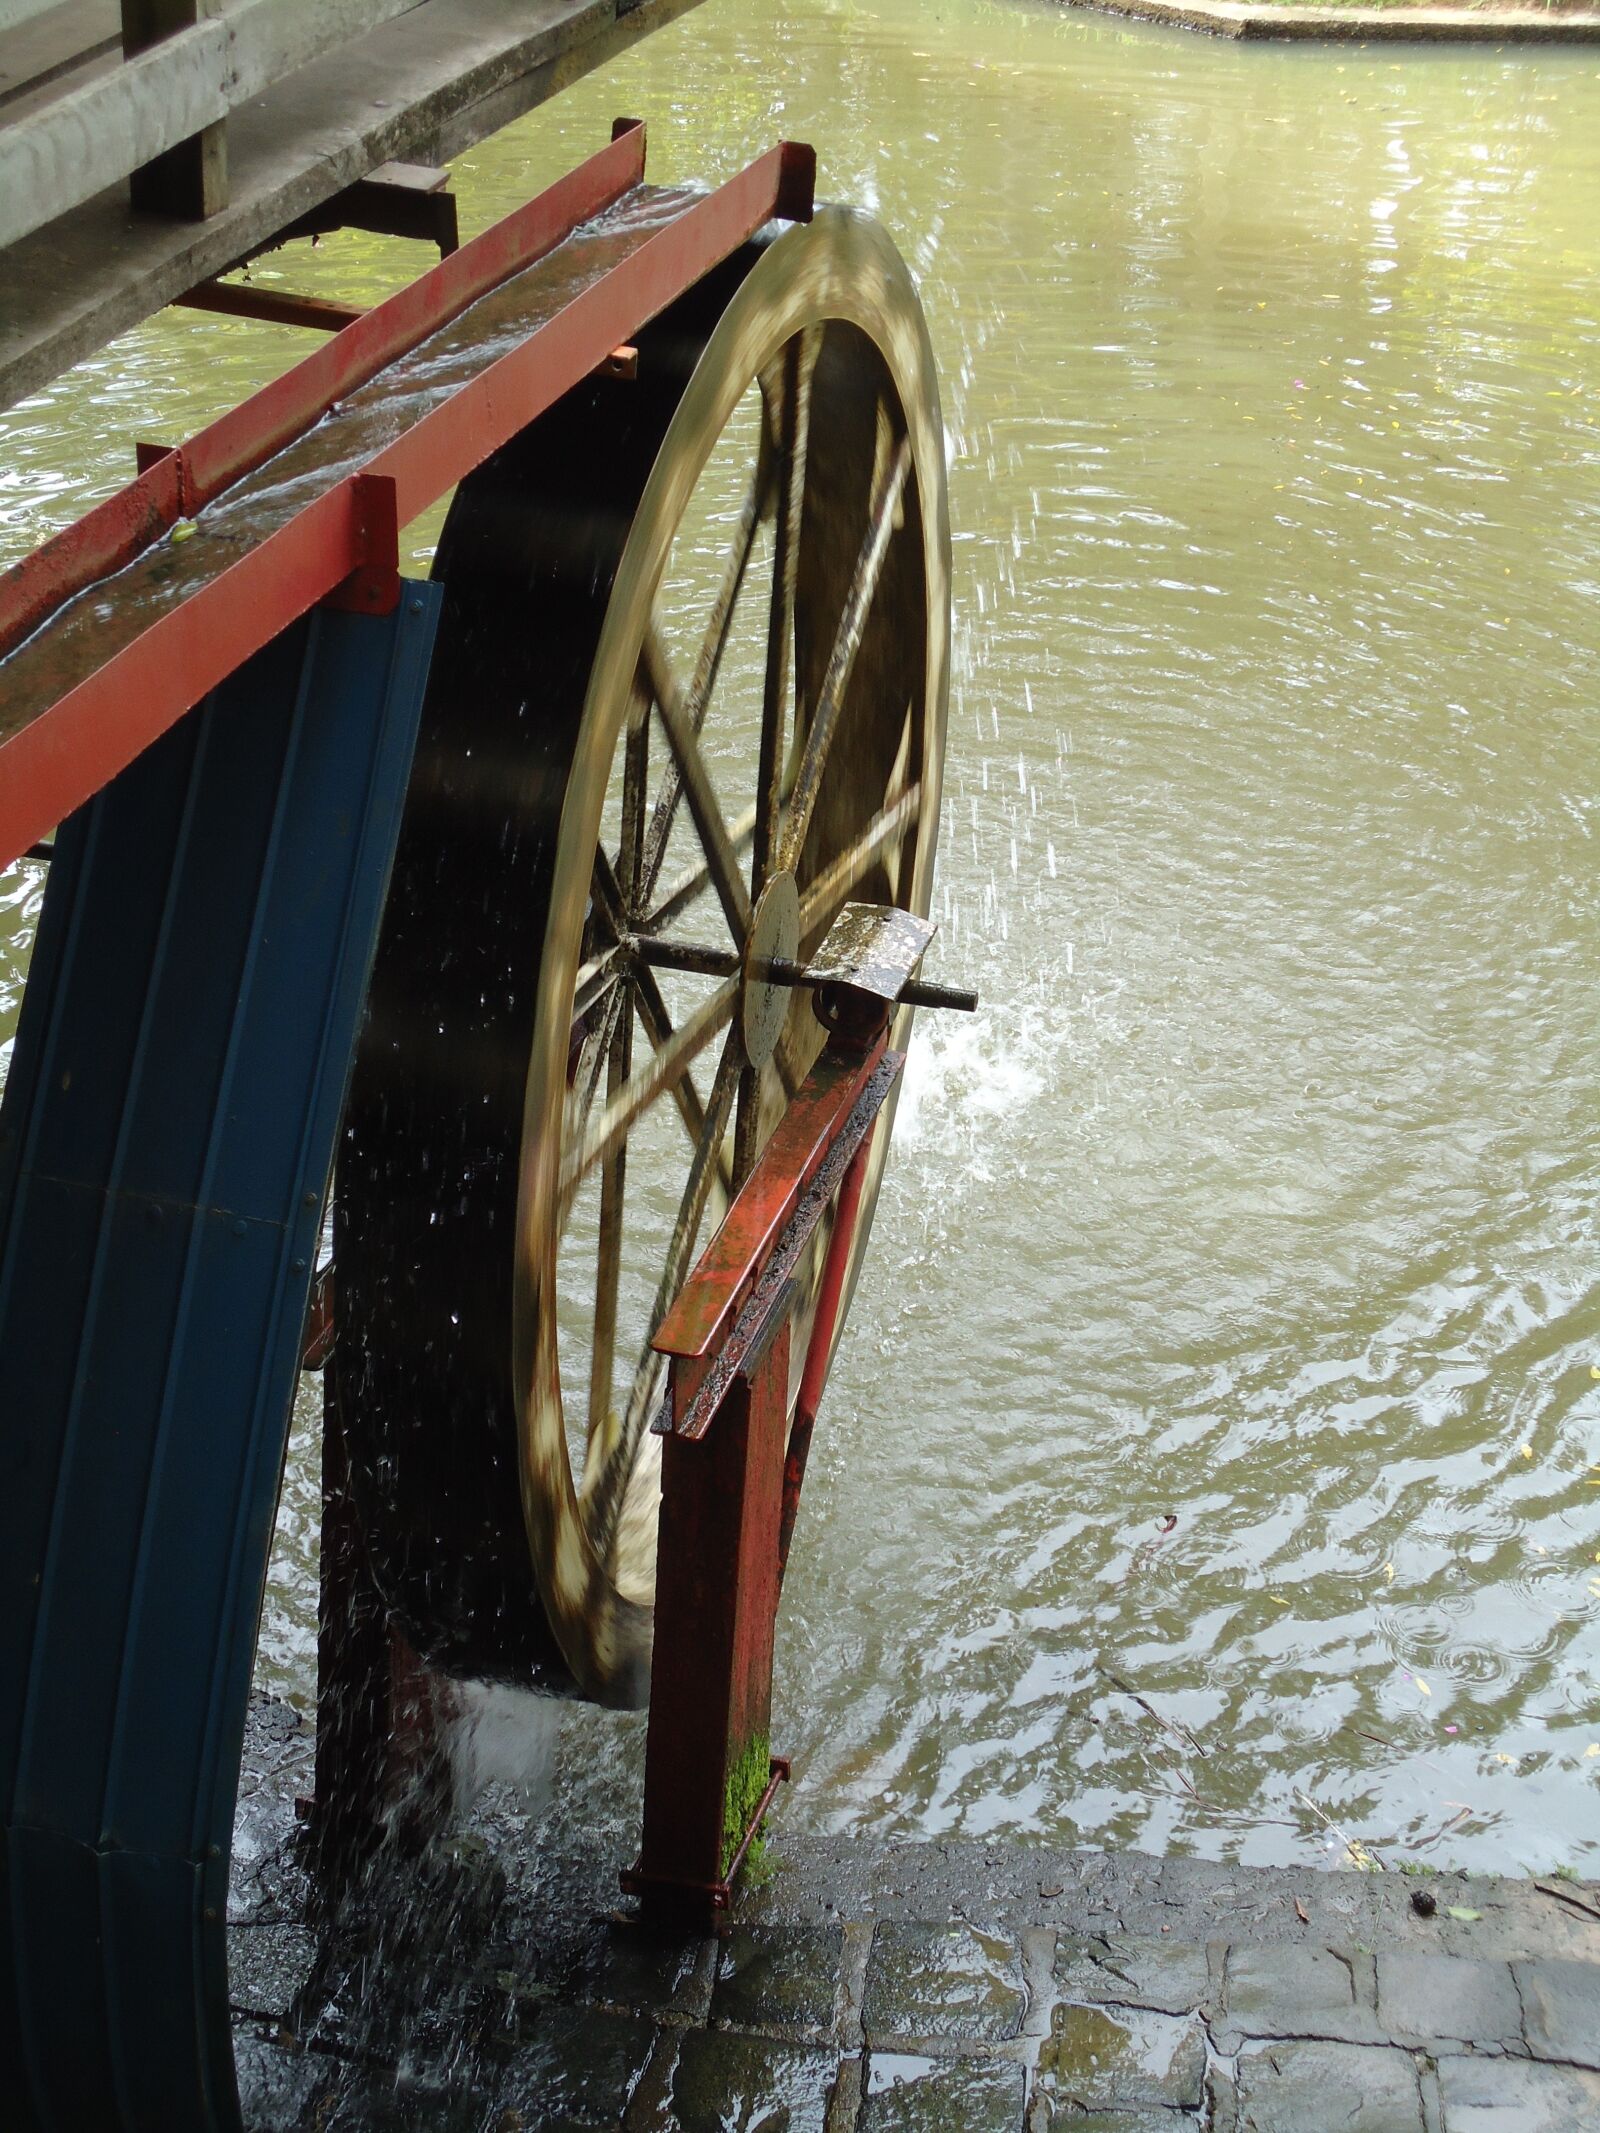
[231,1707,1600,2130]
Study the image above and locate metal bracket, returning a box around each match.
[323,472,401,616]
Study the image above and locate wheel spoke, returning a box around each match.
[570,978,629,1156]
[637,457,772,911]
[559,972,740,1222]
[573,940,626,1023]
[587,1027,743,1556]
[586,998,632,1444]
[643,802,756,934]
[779,433,914,877]
[753,328,818,898]
[797,780,922,942]
[619,682,649,911]
[645,629,752,943]
[630,955,735,1196]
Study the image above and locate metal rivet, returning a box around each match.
[303,1191,319,1208]
[232,1218,247,1237]
[409,597,425,615]
[291,1258,307,1275]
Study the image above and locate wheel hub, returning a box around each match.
[742,868,800,1067]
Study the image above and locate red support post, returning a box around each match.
[624,1032,904,1927]
[627,1304,793,1928]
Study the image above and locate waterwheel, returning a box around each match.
[337,206,951,1708]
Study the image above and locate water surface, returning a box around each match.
[2,0,1598,1874]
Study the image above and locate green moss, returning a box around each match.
[722,1733,772,1878]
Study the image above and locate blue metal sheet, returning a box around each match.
[0,588,440,2132]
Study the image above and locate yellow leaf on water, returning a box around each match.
[1382,1563,1396,1584]
[1269,1595,1290,1607]
[1585,1745,1600,1760]
[1520,1444,1534,1460]
[1416,1678,1432,1697]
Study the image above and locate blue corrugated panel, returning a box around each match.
[0,590,440,2132]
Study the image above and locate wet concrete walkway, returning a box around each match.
[232,1705,1600,2130]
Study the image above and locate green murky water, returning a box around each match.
[3,0,1598,1875]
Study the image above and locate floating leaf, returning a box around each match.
[1584,1744,1600,1760]
[1416,1678,1432,1697]
[1520,1444,1534,1460]
[1382,1563,1396,1584]
[1446,1905,1482,1923]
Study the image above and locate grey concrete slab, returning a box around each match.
[664,2029,838,2133]
[1055,1933,1214,2017]
[1512,1958,1600,2072]
[1437,2053,1600,2131]
[1376,1954,1523,2055]
[712,1922,846,2036]
[862,1922,1028,2044]
[500,2003,660,2124]
[1037,2003,1208,2113]
[1220,1945,1384,2048]
[1234,2041,1426,2133]
[861,2051,1029,2131]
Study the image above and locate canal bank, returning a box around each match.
[233,1706,1600,2130]
[1057,0,1600,43]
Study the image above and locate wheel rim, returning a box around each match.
[518,207,949,1702]
[338,207,948,1708]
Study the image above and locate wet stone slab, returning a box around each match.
[1233,2040,1425,2133]
[500,2004,659,2124]
[1374,1953,1522,2053]
[1036,2002,1207,2114]
[861,2051,1028,2130]
[663,2028,838,2132]
[1511,1956,1600,2070]
[1219,1944,1381,2048]
[711,1922,845,2034]
[558,1921,711,2020]
[1054,1934,1212,2017]
[862,1922,1028,2042]
[1437,2053,1600,2131]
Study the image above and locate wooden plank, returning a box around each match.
[0,0,428,245]
[0,2,119,110]
[0,0,706,414]
[123,0,228,221]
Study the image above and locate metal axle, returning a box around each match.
[629,930,979,1013]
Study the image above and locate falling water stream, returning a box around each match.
[2,0,1597,1877]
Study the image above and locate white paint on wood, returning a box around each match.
[0,0,430,246]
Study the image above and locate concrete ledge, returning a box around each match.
[1061,0,1600,40]
[225,1702,1600,2131]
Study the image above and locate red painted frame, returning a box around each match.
[0,126,816,872]
[629,1034,904,1924]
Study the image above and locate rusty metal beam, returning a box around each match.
[173,278,366,331]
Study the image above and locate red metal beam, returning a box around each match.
[655,1035,891,1368]
[0,137,817,872]
[0,122,648,665]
